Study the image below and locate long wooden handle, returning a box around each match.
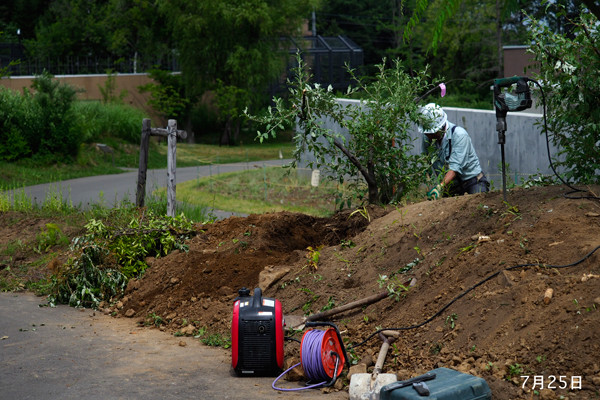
[306,291,388,322]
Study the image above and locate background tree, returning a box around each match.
[138,68,189,122]
[27,0,170,70]
[317,0,592,103]
[402,0,594,53]
[104,0,172,70]
[528,7,600,184]
[0,0,50,41]
[317,0,416,74]
[156,0,317,145]
[29,0,111,59]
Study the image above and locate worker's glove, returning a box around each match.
[427,184,442,200]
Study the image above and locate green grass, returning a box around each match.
[161,167,345,217]
[155,141,293,167]
[0,139,295,188]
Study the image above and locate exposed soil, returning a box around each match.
[113,185,600,399]
[3,185,600,399]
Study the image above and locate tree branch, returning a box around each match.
[331,137,377,189]
[580,17,600,59]
[582,0,600,20]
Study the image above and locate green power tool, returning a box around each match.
[493,76,533,200]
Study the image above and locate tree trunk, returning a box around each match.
[332,137,380,204]
[232,118,241,145]
[220,117,232,146]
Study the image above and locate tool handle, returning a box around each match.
[380,372,436,393]
[494,76,527,87]
[372,341,390,374]
[412,382,430,396]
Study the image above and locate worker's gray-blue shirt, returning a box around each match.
[422,122,483,181]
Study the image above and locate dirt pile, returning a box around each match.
[119,185,600,399]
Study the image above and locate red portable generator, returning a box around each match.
[231,287,284,376]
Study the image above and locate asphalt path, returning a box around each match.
[2,160,350,399]
[19,159,292,219]
[0,292,347,400]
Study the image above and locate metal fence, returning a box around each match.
[1,44,179,75]
[2,36,363,91]
[269,35,364,96]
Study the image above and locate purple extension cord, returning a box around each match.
[272,330,334,392]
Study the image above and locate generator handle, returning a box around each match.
[304,321,349,370]
[252,287,262,308]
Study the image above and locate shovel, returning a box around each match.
[349,330,399,400]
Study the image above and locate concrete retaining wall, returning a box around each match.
[298,99,560,187]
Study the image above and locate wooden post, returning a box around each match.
[135,119,187,214]
[167,119,177,217]
[136,118,151,207]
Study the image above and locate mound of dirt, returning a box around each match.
[118,185,600,399]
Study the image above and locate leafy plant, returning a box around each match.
[85,211,193,278]
[246,54,435,205]
[536,354,547,364]
[522,172,556,189]
[31,71,81,162]
[350,207,371,222]
[445,313,458,329]
[320,296,336,312]
[0,87,39,161]
[35,223,70,253]
[200,333,231,349]
[378,274,410,301]
[305,245,324,271]
[145,313,164,327]
[505,363,524,381]
[501,202,521,221]
[340,239,355,249]
[459,244,474,254]
[298,287,320,315]
[48,244,128,308]
[429,342,443,355]
[528,8,600,184]
[98,70,128,104]
[47,210,194,308]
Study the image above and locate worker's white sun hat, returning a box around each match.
[419,103,448,134]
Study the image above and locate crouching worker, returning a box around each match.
[419,103,490,200]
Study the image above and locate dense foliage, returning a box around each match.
[528,8,600,184]
[156,0,317,144]
[48,211,194,308]
[0,72,78,162]
[0,73,148,162]
[317,0,591,101]
[22,0,172,70]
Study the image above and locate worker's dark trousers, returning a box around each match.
[448,172,490,196]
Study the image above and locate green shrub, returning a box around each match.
[0,88,40,161]
[72,101,148,144]
[31,72,80,161]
